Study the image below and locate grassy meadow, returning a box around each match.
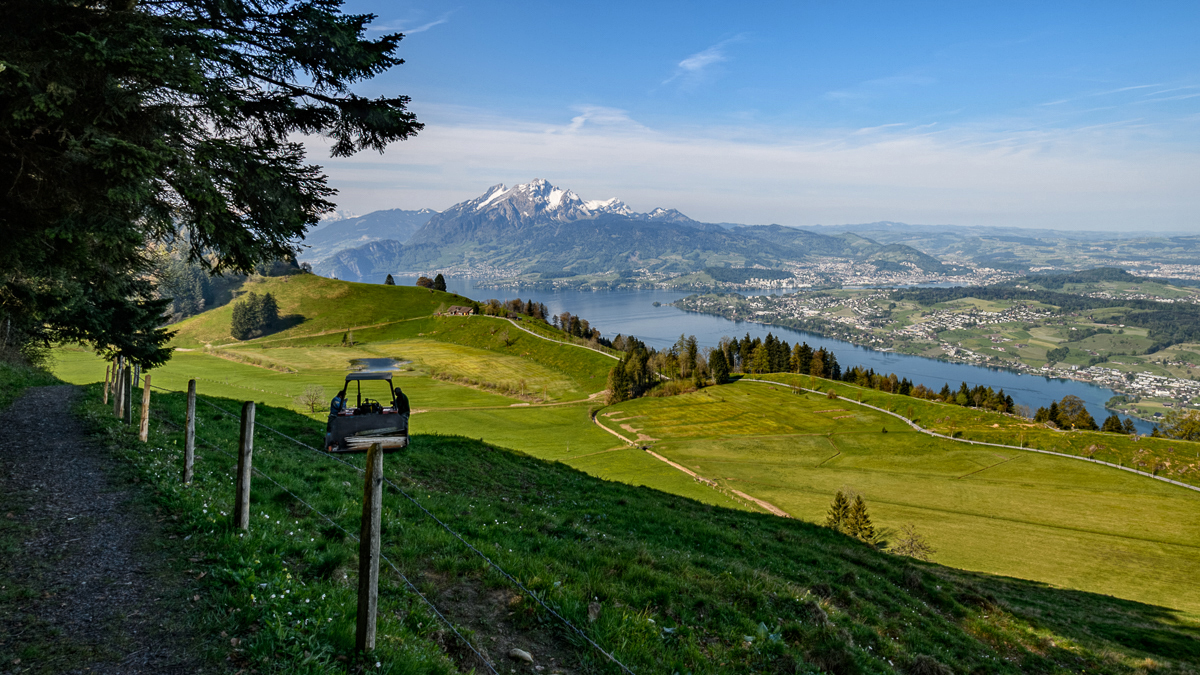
[598,381,1200,614]
[49,273,1200,626]
[69,382,1200,673]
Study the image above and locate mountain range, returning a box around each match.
[308,179,956,282]
[301,208,438,260]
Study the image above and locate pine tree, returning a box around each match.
[384,274,395,285]
[230,297,253,340]
[260,293,279,330]
[2,0,420,367]
[710,349,730,384]
[606,364,630,404]
[1101,413,1125,433]
[433,273,447,291]
[847,496,876,544]
[825,491,851,532]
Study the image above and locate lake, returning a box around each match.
[391,275,1153,434]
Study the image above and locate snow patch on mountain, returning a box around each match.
[461,178,682,224]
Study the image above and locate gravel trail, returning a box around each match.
[0,385,208,674]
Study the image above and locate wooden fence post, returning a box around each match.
[123,367,133,426]
[183,379,196,484]
[233,401,255,530]
[139,374,152,442]
[103,364,111,405]
[113,361,124,418]
[355,442,383,653]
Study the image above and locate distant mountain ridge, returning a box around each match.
[313,179,956,282]
[301,208,438,261]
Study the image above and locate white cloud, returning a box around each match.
[367,12,451,35]
[558,106,647,134]
[824,74,936,103]
[664,36,744,86]
[302,106,1200,232]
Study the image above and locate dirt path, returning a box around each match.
[0,386,208,674]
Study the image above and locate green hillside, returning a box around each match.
[51,274,1200,640]
[170,274,477,347]
[599,381,1200,613]
[82,385,1200,674]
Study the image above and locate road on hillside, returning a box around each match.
[0,386,208,674]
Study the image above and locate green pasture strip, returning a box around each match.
[415,405,741,509]
[751,373,1200,489]
[76,384,1200,673]
[227,316,612,401]
[0,359,61,410]
[607,382,1200,614]
[52,346,519,417]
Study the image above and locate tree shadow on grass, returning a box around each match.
[940,567,1200,662]
[259,314,305,338]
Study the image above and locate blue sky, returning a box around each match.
[312,1,1200,231]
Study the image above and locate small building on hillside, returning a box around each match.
[445,305,475,316]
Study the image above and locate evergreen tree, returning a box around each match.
[824,491,851,532]
[847,496,876,544]
[1122,418,1137,435]
[1101,413,1125,433]
[710,348,730,384]
[260,293,279,329]
[750,344,771,374]
[2,0,420,367]
[1048,401,1063,427]
[230,295,255,340]
[433,273,447,291]
[606,364,630,404]
[809,350,825,378]
[739,334,754,373]
[384,274,395,285]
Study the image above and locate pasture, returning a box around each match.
[50,273,1200,620]
[603,381,1200,614]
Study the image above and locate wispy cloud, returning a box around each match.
[663,36,745,87]
[824,74,936,103]
[368,12,452,35]
[555,106,647,134]
[304,105,1200,232]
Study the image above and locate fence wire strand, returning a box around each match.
[146,399,499,675]
[147,383,636,674]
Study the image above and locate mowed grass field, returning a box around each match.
[602,381,1200,615]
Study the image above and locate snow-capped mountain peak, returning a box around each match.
[463,179,642,223]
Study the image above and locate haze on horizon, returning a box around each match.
[315,1,1200,233]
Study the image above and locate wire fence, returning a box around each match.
[146,382,636,675]
[145,395,500,675]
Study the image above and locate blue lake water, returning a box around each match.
[390,275,1151,433]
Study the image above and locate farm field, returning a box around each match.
[600,381,1200,614]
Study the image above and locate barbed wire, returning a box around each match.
[148,381,637,674]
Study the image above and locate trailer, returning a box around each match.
[324,372,409,453]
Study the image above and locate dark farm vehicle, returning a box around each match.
[324,372,410,453]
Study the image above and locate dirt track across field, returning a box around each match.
[0,385,208,674]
